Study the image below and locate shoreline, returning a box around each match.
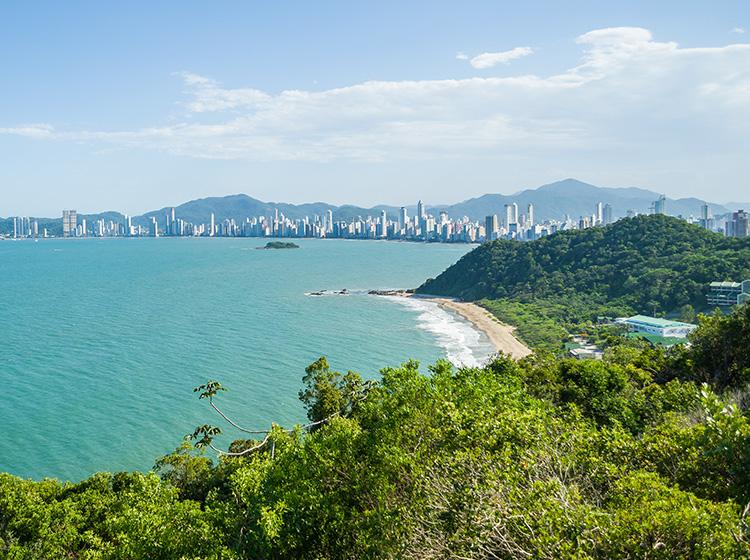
[373,290,532,360]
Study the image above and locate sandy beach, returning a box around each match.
[425,297,532,359]
[374,291,532,359]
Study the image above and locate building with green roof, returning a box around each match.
[617,315,697,338]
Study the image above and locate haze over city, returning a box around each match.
[1,0,749,215]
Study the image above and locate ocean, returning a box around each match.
[0,237,494,480]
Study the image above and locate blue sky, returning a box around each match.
[1,1,749,216]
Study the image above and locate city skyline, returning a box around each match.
[5,192,748,241]
[1,1,749,215]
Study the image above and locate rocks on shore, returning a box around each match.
[368,289,413,296]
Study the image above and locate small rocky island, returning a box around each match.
[258,241,300,249]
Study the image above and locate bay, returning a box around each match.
[0,238,492,480]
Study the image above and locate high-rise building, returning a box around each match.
[527,204,534,227]
[603,204,613,226]
[726,210,749,238]
[417,200,425,219]
[652,195,666,215]
[504,203,518,228]
[62,210,77,237]
[699,203,714,231]
[485,215,498,241]
[326,210,334,233]
[210,213,216,237]
[399,206,408,229]
[595,202,604,225]
[379,210,387,237]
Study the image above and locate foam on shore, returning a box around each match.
[382,296,495,367]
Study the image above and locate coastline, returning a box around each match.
[373,291,532,360]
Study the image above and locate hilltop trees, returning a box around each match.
[1,306,750,558]
[418,216,750,343]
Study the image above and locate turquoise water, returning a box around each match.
[0,238,489,480]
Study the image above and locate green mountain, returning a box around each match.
[417,215,750,348]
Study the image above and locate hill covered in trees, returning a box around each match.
[1,306,749,558]
[417,215,750,349]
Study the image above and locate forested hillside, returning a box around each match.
[417,215,750,348]
[1,306,749,558]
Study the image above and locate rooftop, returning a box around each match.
[709,281,741,288]
[625,315,696,328]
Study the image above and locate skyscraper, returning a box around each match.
[527,204,534,227]
[62,210,77,237]
[504,203,518,228]
[326,209,334,233]
[485,215,498,241]
[210,213,216,237]
[603,204,613,226]
[399,206,408,229]
[699,203,713,231]
[595,202,604,225]
[417,200,425,219]
[652,195,666,215]
[726,210,749,238]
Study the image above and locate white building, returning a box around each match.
[617,315,697,338]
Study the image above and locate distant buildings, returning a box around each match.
[3,195,745,243]
[62,210,77,237]
[485,215,498,241]
[567,335,604,360]
[725,210,749,238]
[617,315,697,339]
[9,216,39,239]
[651,195,667,215]
[707,280,750,307]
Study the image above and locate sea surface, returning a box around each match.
[0,237,494,480]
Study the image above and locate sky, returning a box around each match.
[1,1,749,216]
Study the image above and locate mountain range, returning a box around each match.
[1,179,746,236]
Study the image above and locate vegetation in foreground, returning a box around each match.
[1,305,749,559]
[417,215,750,351]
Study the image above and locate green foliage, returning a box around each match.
[479,298,569,351]
[261,241,300,249]
[298,356,370,423]
[3,309,750,558]
[0,472,233,559]
[418,215,750,347]
[683,304,750,388]
[153,439,215,502]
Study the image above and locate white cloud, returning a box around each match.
[0,123,56,139]
[731,27,745,34]
[2,28,749,166]
[468,46,534,68]
[174,70,270,112]
[455,52,468,60]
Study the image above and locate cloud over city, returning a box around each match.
[2,27,749,166]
